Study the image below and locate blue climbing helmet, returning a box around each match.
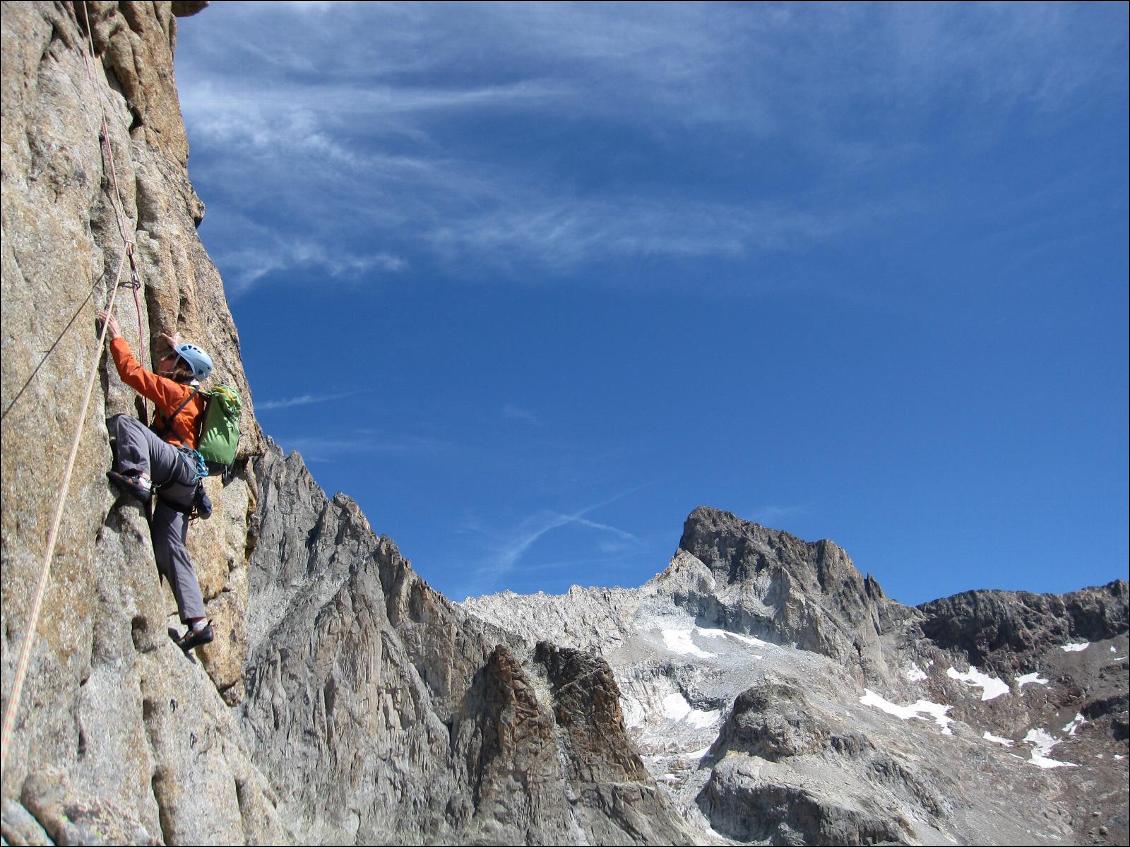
[175,343,213,381]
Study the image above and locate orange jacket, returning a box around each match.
[110,337,206,449]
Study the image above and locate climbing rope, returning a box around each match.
[0,1,148,426]
[84,0,147,370]
[0,252,131,774]
[0,274,102,423]
[95,103,147,365]
[0,2,153,775]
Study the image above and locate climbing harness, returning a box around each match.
[0,1,157,775]
[176,446,210,486]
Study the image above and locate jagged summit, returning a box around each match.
[678,505,882,594]
[641,506,911,681]
[679,505,806,555]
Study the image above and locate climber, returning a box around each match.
[98,308,214,654]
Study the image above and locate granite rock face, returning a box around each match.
[3,2,275,843]
[712,684,831,761]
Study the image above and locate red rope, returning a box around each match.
[97,119,147,370]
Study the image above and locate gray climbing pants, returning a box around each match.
[109,414,206,622]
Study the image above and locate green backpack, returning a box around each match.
[197,384,242,477]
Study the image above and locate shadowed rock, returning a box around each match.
[698,763,908,846]
[917,580,1129,671]
[712,683,829,760]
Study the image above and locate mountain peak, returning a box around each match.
[680,505,880,599]
[667,506,909,678]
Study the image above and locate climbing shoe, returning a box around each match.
[107,470,152,502]
[174,621,214,654]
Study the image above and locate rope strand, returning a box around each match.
[0,1,153,775]
[0,251,130,774]
[0,275,101,423]
[1,2,149,423]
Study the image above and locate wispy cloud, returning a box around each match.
[177,3,1128,294]
[458,488,645,594]
[256,389,368,412]
[280,432,448,462]
[569,516,638,543]
[502,403,542,425]
[200,210,407,293]
[426,195,889,275]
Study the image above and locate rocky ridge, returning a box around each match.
[238,443,697,844]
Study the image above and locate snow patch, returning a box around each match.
[947,666,1010,700]
[1063,714,1086,736]
[687,708,721,729]
[860,689,954,735]
[904,664,927,682]
[1015,672,1049,692]
[661,692,720,728]
[661,693,689,721]
[1060,642,1090,652]
[1023,728,1077,769]
[695,627,767,649]
[661,629,714,659]
[983,732,1014,747]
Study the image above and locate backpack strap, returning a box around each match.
[154,386,199,441]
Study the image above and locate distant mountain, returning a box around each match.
[464,507,1129,845]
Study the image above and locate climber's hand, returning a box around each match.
[98,309,121,340]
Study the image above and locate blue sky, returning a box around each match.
[174,2,1128,604]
